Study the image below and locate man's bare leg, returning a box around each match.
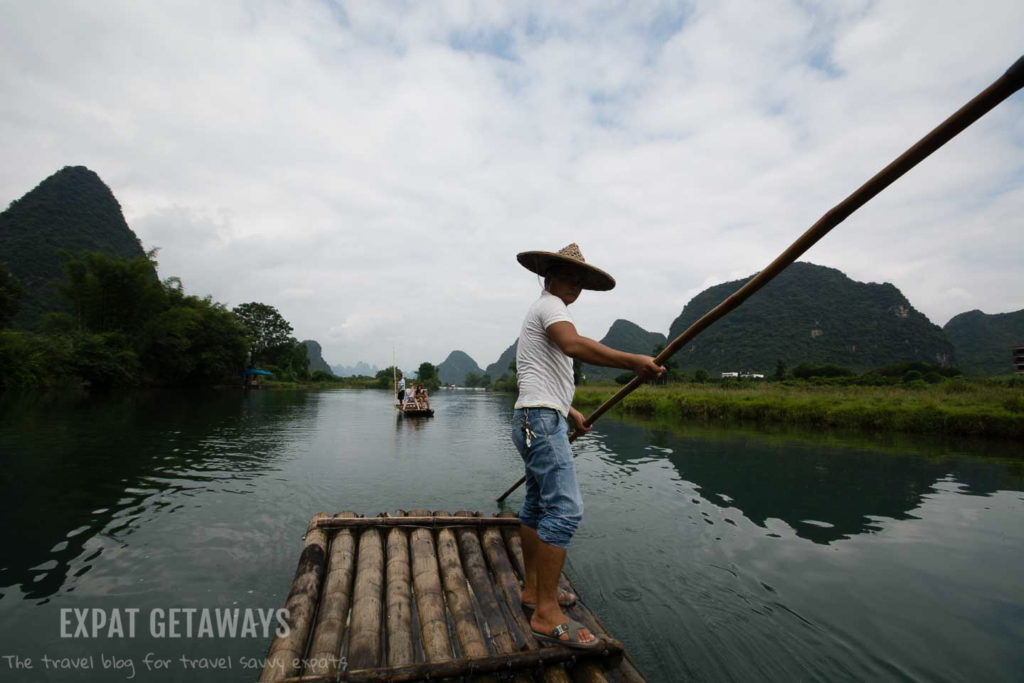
[520,524,539,603]
[519,525,594,644]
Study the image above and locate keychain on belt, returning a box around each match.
[520,408,537,448]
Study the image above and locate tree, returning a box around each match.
[57,252,164,336]
[418,362,438,382]
[376,366,401,389]
[0,263,24,328]
[693,369,709,383]
[774,359,787,381]
[141,294,248,385]
[417,362,440,391]
[232,302,293,362]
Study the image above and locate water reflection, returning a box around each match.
[0,390,312,600]
[587,417,1024,544]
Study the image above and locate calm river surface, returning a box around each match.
[1,388,1022,682]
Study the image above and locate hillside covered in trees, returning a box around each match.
[437,350,482,385]
[0,167,314,392]
[485,341,518,380]
[583,319,666,381]
[0,166,149,329]
[944,309,1024,376]
[666,262,954,374]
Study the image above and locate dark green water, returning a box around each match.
[1,389,1022,682]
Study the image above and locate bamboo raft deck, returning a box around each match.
[397,405,435,418]
[260,510,646,683]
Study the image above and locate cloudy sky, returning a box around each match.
[1,1,1021,371]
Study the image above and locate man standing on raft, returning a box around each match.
[512,243,663,648]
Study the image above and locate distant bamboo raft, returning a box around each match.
[260,511,645,683]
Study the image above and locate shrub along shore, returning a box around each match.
[572,380,1024,439]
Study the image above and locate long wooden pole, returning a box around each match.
[497,54,1024,502]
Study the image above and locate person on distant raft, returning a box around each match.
[396,371,406,404]
[512,243,663,649]
[416,386,431,411]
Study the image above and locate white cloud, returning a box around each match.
[1,0,1021,370]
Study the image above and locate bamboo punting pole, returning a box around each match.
[347,519,384,670]
[279,639,625,683]
[260,513,331,683]
[315,516,521,529]
[408,508,454,662]
[434,511,497,681]
[497,54,1024,503]
[384,510,415,668]
[306,511,358,677]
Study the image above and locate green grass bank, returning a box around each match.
[573,381,1024,439]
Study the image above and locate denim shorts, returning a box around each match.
[511,407,584,548]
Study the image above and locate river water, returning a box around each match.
[0,388,1022,682]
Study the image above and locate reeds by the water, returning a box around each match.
[573,381,1024,439]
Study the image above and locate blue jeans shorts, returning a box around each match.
[511,407,584,549]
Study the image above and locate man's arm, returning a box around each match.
[547,321,663,379]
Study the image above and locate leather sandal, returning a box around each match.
[532,618,602,650]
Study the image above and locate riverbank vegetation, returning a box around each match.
[0,253,315,392]
[573,377,1024,439]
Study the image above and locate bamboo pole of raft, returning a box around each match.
[496,54,1024,503]
[259,513,331,683]
[496,513,610,683]
[279,639,625,683]
[315,516,521,529]
[478,516,577,683]
[347,517,384,670]
[306,511,358,677]
[451,512,526,673]
[479,518,537,649]
[408,508,454,662]
[498,510,528,580]
[384,510,415,668]
[562,574,645,683]
[433,511,498,683]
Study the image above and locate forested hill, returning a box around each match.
[437,350,482,385]
[583,319,667,381]
[301,340,333,374]
[485,341,518,380]
[0,166,148,328]
[666,262,954,374]
[943,309,1024,376]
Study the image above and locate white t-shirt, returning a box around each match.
[398,378,405,392]
[515,291,575,416]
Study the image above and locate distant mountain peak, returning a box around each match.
[437,350,482,385]
[666,261,953,373]
[0,166,148,328]
[583,319,666,380]
[944,308,1024,376]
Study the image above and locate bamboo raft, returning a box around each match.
[397,404,435,418]
[260,510,646,683]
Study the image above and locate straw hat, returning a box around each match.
[516,243,616,291]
